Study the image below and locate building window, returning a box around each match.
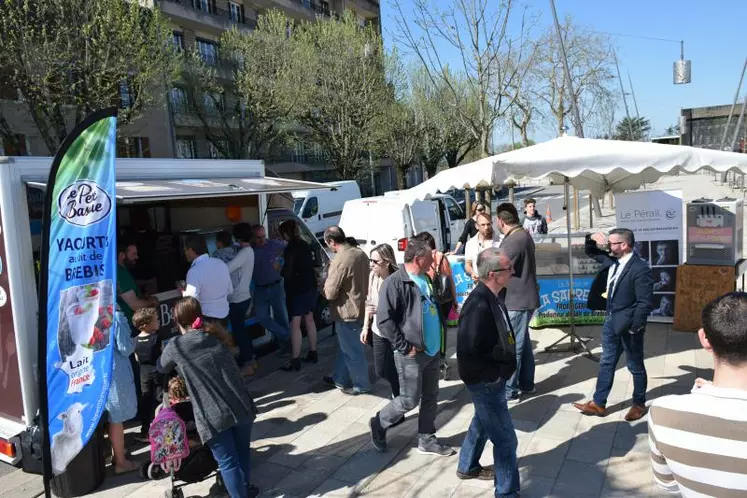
[176,137,197,159]
[169,87,188,113]
[116,137,151,158]
[196,39,219,65]
[172,31,185,51]
[1,134,28,156]
[202,92,224,114]
[193,0,216,14]
[119,81,135,109]
[209,140,229,159]
[320,1,330,16]
[228,2,244,23]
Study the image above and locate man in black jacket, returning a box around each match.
[370,237,454,457]
[456,247,520,496]
[574,229,654,422]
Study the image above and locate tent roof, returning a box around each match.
[398,136,747,201]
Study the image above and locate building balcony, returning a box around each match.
[160,0,257,33]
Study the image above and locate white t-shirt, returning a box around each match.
[464,233,502,274]
[185,254,233,319]
[226,245,255,304]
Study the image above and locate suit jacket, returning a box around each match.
[584,235,654,334]
[457,282,517,385]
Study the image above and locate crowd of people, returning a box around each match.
[102,198,747,498]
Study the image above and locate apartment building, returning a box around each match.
[680,103,747,152]
[0,0,396,193]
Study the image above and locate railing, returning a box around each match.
[162,0,257,29]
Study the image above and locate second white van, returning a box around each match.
[339,193,465,263]
[293,180,361,239]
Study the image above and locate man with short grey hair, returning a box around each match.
[456,247,519,495]
[370,236,454,457]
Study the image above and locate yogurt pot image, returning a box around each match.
[66,302,99,346]
[76,284,101,304]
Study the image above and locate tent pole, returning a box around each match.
[543,176,596,359]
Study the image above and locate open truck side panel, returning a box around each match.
[0,156,330,465]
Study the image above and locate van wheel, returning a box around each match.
[314,298,332,329]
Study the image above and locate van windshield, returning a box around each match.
[293,198,304,215]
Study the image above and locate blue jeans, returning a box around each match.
[253,281,290,343]
[332,320,371,391]
[229,299,253,367]
[459,380,520,497]
[593,317,647,407]
[207,422,253,498]
[505,310,535,399]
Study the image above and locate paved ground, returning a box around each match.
[3,322,710,497]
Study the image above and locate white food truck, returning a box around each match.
[0,156,330,467]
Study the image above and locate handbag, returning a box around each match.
[430,253,454,305]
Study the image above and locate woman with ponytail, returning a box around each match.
[158,297,258,498]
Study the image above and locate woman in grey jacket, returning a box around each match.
[158,297,258,498]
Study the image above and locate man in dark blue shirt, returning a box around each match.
[251,225,291,353]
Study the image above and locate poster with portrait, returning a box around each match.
[615,190,683,323]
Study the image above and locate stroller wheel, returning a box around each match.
[148,463,164,481]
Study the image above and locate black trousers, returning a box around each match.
[372,333,400,398]
[138,364,163,432]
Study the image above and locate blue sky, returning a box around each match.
[380,0,747,144]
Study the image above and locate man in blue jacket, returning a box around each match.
[574,229,654,422]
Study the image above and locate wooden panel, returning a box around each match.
[674,264,735,332]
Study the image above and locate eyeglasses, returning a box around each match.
[370,259,383,265]
[609,241,624,246]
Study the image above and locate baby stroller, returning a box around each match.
[142,396,224,498]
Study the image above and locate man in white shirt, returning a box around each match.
[181,233,233,325]
[225,223,256,374]
[464,212,501,280]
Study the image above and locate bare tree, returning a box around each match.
[531,17,616,138]
[392,0,537,158]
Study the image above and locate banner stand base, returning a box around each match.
[542,326,598,361]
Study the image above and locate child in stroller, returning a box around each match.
[141,376,224,498]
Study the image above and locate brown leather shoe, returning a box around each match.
[572,400,606,417]
[624,404,647,422]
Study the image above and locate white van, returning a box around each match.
[339,193,465,262]
[292,180,361,239]
[0,156,330,467]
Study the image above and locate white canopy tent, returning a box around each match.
[398,136,747,203]
[398,136,747,356]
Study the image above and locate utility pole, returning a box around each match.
[550,0,602,218]
[614,49,635,140]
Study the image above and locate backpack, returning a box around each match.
[149,405,190,471]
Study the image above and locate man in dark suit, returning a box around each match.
[574,228,654,422]
[456,248,520,496]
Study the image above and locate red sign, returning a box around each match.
[687,226,733,245]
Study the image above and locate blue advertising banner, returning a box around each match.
[530,275,606,327]
[446,257,474,325]
[39,108,117,480]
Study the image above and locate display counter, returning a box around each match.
[531,233,605,327]
[446,234,605,328]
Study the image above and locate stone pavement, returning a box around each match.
[3,322,709,498]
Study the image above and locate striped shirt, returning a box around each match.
[648,384,747,497]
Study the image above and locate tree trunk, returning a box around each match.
[396,164,408,190]
[480,129,490,158]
